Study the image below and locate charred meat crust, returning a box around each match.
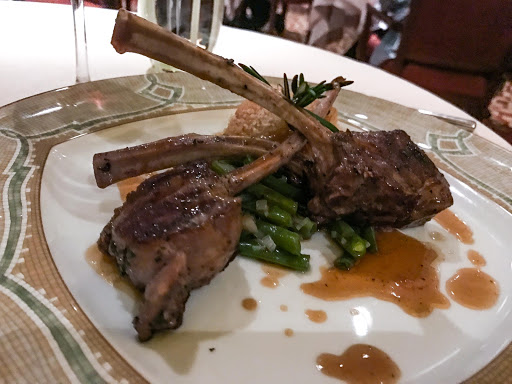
[307,130,453,227]
[100,162,242,341]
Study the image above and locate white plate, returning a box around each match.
[41,108,512,384]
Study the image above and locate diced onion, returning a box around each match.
[294,217,309,231]
[255,199,268,214]
[242,214,258,234]
[258,235,276,252]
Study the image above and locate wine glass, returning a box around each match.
[71,0,91,83]
[139,0,224,72]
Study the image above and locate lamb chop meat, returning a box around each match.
[98,162,242,340]
[97,80,341,341]
[96,129,451,229]
[304,130,453,227]
[109,10,453,228]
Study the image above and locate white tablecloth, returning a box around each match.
[1,1,510,150]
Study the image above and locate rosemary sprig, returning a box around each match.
[239,64,270,85]
[305,109,339,133]
[239,64,352,132]
[291,75,334,108]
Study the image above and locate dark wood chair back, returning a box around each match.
[396,0,512,73]
[358,0,512,119]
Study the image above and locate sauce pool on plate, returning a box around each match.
[467,250,486,267]
[260,264,289,288]
[305,309,327,323]
[241,298,258,311]
[85,244,121,286]
[117,175,151,201]
[316,344,401,384]
[434,209,474,244]
[446,268,499,309]
[301,231,450,317]
[85,244,141,300]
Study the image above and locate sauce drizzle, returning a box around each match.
[305,309,327,323]
[467,250,486,267]
[284,328,294,337]
[446,268,499,309]
[280,305,288,312]
[434,209,474,244]
[301,231,450,317]
[260,265,288,288]
[117,175,150,201]
[241,298,258,311]
[317,344,401,384]
[85,244,141,300]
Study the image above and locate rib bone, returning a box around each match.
[111,9,347,176]
[94,134,277,188]
[93,82,342,188]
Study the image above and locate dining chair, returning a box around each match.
[357,0,512,120]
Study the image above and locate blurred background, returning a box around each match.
[15,0,512,144]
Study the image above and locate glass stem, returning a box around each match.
[71,0,90,83]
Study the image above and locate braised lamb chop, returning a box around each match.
[96,81,341,341]
[108,10,453,228]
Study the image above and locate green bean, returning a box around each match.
[330,220,368,259]
[348,236,368,257]
[362,226,378,253]
[261,175,306,202]
[238,240,310,271]
[241,199,293,228]
[241,155,256,165]
[333,256,355,270]
[255,218,302,256]
[331,220,357,239]
[293,215,317,239]
[211,160,236,175]
[246,184,298,214]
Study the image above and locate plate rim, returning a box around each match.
[1,72,511,383]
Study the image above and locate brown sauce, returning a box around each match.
[116,175,149,201]
[467,250,486,267]
[316,344,401,384]
[241,298,258,311]
[260,265,288,288]
[446,268,499,309]
[305,309,327,323]
[85,244,141,300]
[86,244,122,285]
[284,328,294,337]
[434,209,474,244]
[301,231,450,317]
[280,305,288,312]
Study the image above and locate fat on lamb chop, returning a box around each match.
[109,9,453,228]
[96,80,341,341]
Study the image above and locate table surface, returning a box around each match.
[1,1,511,151]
